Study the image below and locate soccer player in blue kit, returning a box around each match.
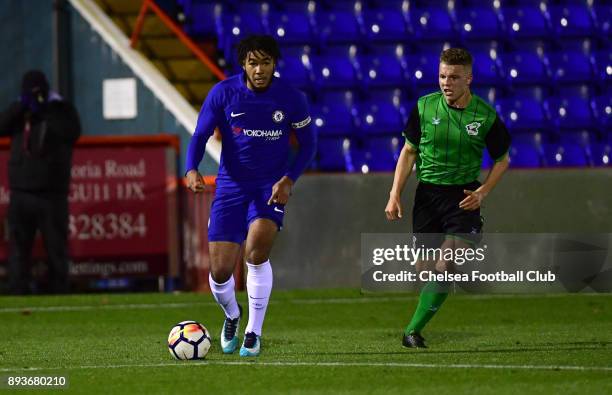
[185,35,316,357]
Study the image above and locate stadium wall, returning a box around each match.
[0,0,217,175]
[271,169,612,289]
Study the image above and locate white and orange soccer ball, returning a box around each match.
[167,321,211,360]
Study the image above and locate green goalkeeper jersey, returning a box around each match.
[403,91,511,186]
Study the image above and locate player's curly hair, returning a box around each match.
[237,35,281,65]
[440,48,473,67]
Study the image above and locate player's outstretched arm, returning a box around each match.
[459,154,509,211]
[385,144,418,220]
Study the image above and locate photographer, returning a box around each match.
[0,70,81,294]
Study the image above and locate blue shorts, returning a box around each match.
[208,184,285,244]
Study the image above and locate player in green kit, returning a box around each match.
[385,48,511,348]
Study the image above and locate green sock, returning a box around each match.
[404,280,450,335]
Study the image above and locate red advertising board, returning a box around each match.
[0,135,180,280]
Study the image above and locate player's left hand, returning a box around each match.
[268,176,293,205]
[459,188,487,211]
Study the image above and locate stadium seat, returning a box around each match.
[594,51,611,84]
[217,11,266,62]
[275,54,315,90]
[411,6,457,41]
[592,95,611,133]
[361,136,402,171]
[409,52,441,88]
[471,51,503,86]
[508,133,545,168]
[314,55,359,89]
[592,4,611,39]
[496,98,550,133]
[546,96,595,131]
[549,5,595,38]
[358,101,404,136]
[362,54,409,88]
[180,1,222,38]
[268,11,314,44]
[316,137,350,171]
[591,143,611,166]
[509,142,543,168]
[549,51,595,85]
[317,9,364,45]
[509,86,548,102]
[366,88,413,124]
[311,102,357,137]
[544,142,588,167]
[502,51,551,86]
[456,7,503,42]
[502,6,551,40]
[363,8,409,43]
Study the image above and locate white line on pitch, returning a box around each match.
[0,293,608,314]
[0,360,610,373]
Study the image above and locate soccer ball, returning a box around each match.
[167,321,211,360]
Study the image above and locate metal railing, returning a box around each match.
[130,0,226,81]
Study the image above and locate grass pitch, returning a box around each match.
[0,289,610,394]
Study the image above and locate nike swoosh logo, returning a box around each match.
[274,207,284,213]
[230,112,245,117]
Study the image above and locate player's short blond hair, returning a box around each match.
[440,48,473,71]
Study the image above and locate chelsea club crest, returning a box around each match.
[272,110,285,123]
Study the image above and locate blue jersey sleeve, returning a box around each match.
[185,84,224,173]
[286,91,316,182]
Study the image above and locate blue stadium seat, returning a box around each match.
[591,143,611,166]
[218,11,266,62]
[317,137,349,171]
[268,11,314,44]
[318,90,356,106]
[311,102,357,137]
[549,51,595,84]
[358,101,404,136]
[593,4,611,38]
[367,88,413,125]
[362,54,409,88]
[363,9,409,43]
[509,133,545,168]
[546,96,595,131]
[362,136,402,171]
[314,47,362,89]
[317,10,364,45]
[544,142,588,167]
[594,51,611,84]
[549,5,595,38]
[411,6,457,41]
[509,86,548,102]
[592,95,611,132]
[509,142,543,168]
[502,51,551,86]
[502,6,551,40]
[471,51,503,86]
[180,1,221,37]
[275,54,315,90]
[496,98,550,132]
[409,52,440,89]
[456,7,503,42]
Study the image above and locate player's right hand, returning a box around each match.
[385,193,403,220]
[186,170,205,193]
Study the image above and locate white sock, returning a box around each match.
[209,274,240,320]
[245,260,273,336]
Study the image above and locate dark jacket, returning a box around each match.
[0,98,81,194]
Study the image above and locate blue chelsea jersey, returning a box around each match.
[190,73,312,188]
